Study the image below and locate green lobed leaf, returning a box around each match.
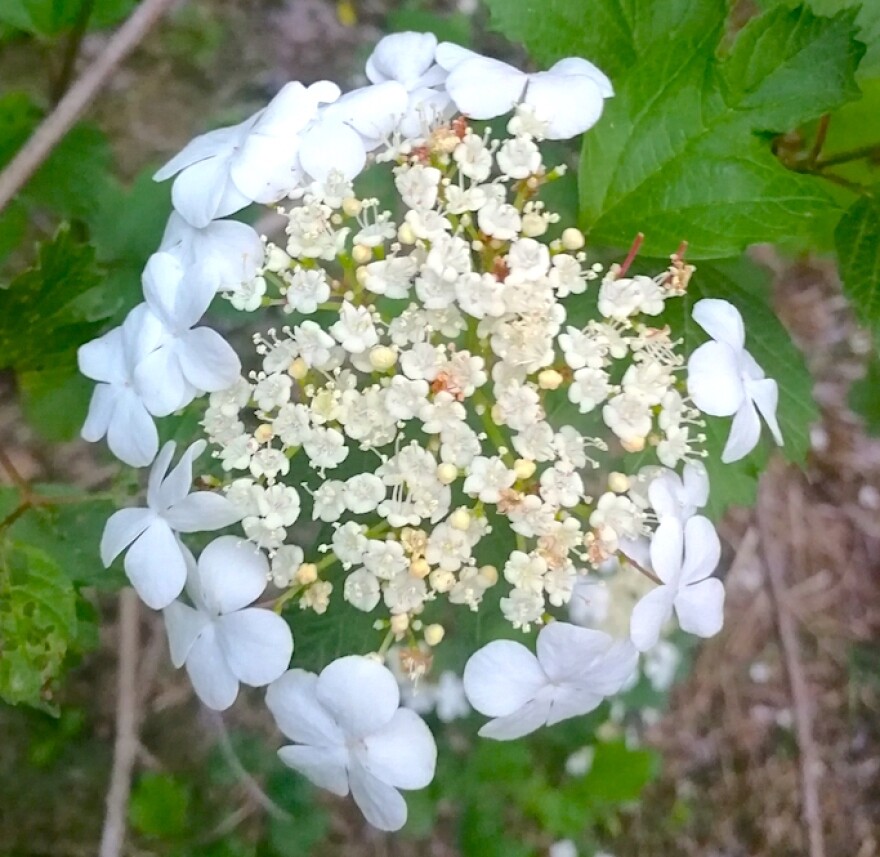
[0,224,110,371]
[0,540,78,708]
[849,349,880,435]
[482,0,721,81]
[579,4,863,258]
[835,189,880,329]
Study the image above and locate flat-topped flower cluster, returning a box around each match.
[77,31,784,831]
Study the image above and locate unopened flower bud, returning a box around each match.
[265,245,291,271]
[430,568,455,593]
[424,623,445,646]
[450,508,471,531]
[390,613,409,635]
[620,436,645,453]
[288,357,308,380]
[561,227,586,251]
[341,197,362,217]
[296,563,318,585]
[351,244,373,264]
[254,424,274,444]
[478,564,498,586]
[608,472,630,493]
[369,345,397,372]
[521,212,548,237]
[398,222,416,244]
[514,458,536,480]
[437,462,458,484]
[537,369,563,390]
[410,557,430,579]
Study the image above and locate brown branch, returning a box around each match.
[757,468,825,857]
[0,0,177,214]
[99,589,142,857]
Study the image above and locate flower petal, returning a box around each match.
[106,391,160,467]
[299,121,366,182]
[100,507,155,566]
[548,57,614,98]
[584,640,640,696]
[348,759,409,832]
[277,744,350,796]
[147,440,177,508]
[721,399,762,463]
[153,119,253,181]
[163,600,210,667]
[81,384,116,443]
[524,72,605,139]
[215,607,293,687]
[325,83,409,144]
[630,586,675,652]
[124,520,187,609]
[462,639,546,718]
[197,536,268,615]
[316,656,400,738]
[78,326,126,384]
[692,298,746,350]
[675,577,725,638]
[445,57,526,119]
[266,669,345,746]
[358,708,437,789]
[747,377,783,446]
[682,463,710,509]
[681,516,721,585]
[154,440,204,510]
[478,694,552,741]
[434,42,480,71]
[366,32,438,88]
[687,341,745,417]
[649,517,684,585]
[165,492,241,533]
[177,327,241,393]
[134,344,192,417]
[184,623,240,710]
[536,622,612,684]
[171,156,249,229]
[545,686,604,726]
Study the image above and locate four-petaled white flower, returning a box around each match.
[135,252,241,415]
[163,536,294,710]
[266,655,437,831]
[154,81,340,226]
[78,303,168,467]
[630,516,725,652]
[101,440,241,609]
[437,44,613,140]
[463,621,638,740]
[687,299,783,463]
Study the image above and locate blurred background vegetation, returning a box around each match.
[0,1,879,855]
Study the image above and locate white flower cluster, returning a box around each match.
[77,31,784,832]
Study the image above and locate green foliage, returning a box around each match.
[130,773,192,839]
[836,189,880,328]
[0,0,136,36]
[0,225,109,371]
[849,347,880,434]
[0,541,78,709]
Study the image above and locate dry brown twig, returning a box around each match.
[0,0,178,214]
[99,588,141,857]
[758,465,826,857]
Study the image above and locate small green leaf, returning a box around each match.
[0,225,110,371]
[835,189,880,329]
[568,740,658,803]
[0,0,136,35]
[18,367,94,443]
[849,350,880,435]
[129,773,191,839]
[0,540,78,708]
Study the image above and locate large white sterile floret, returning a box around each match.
[267,656,437,831]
